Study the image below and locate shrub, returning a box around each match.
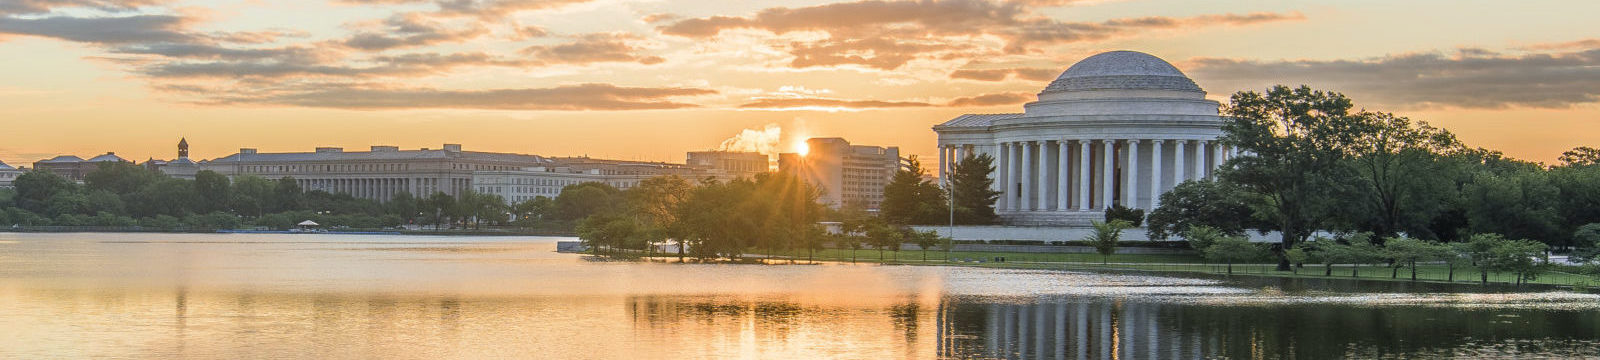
[1104,204,1145,228]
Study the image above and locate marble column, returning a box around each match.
[1078,140,1091,211]
[999,143,1012,212]
[1150,140,1164,210]
[938,145,948,189]
[1036,141,1050,210]
[1102,140,1114,209]
[1213,143,1225,177]
[1020,142,1033,211]
[1195,140,1209,180]
[1127,139,1140,209]
[1173,140,1187,187]
[1057,140,1070,211]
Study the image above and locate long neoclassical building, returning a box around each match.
[934,51,1232,226]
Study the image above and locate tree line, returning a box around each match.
[0,162,598,231]
[1141,85,1600,270]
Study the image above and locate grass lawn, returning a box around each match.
[718,247,1600,288]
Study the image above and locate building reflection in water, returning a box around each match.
[936,299,1211,360]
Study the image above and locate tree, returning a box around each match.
[948,153,1002,225]
[1342,112,1462,239]
[1317,233,1383,277]
[1145,180,1264,240]
[1462,169,1561,246]
[83,162,161,195]
[626,176,693,259]
[12,171,75,213]
[1460,233,1504,285]
[230,176,274,217]
[881,156,946,225]
[388,191,419,225]
[1220,85,1364,270]
[193,170,231,213]
[424,192,456,229]
[1559,146,1600,167]
[270,177,303,213]
[555,182,621,221]
[1284,246,1308,274]
[865,222,903,261]
[1486,238,1549,287]
[1573,223,1600,263]
[1203,236,1267,275]
[1103,204,1144,228]
[1085,220,1130,264]
[910,229,941,262]
[1182,225,1226,254]
[1383,237,1446,281]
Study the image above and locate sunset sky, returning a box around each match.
[1,0,1596,167]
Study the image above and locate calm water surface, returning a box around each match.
[0,233,1596,359]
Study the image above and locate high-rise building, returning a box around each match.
[778,138,900,211]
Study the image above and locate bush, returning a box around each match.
[1104,204,1145,228]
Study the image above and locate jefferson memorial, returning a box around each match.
[934,51,1232,227]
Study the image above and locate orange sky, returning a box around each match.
[0,0,1597,167]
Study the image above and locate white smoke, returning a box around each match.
[717,123,783,156]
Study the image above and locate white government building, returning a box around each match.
[934,51,1233,227]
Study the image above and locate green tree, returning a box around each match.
[626,176,693,259]
[1462,169,1561,246]
[881,156,946,225]
[1559,146,1600,166]
[230,176,275,217]
[865,222,903,261]
[12,171,76,213]
[1383,237,1447,281]
[270,177,303,213]
[1103,204,1144,228]
[948,153,1001,225]
[556,182,621,221]
[1086,220,1131,264]
[193,170,231,213]
[1284,245,1309,274]
[1573,223,1600,263]
[1220,85,1363,270]
[910,229,941,262]
[1343,112,1462,239]
[1486,238,1549,287]
[1145,180,1264,240]
[1182,225,1226,254]
[84,162,161,195]
[1460,233,1505,285]
[1203,236,1267,275]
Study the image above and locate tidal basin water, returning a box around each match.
[1,233,1597,359]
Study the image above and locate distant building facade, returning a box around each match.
[472,166,658,205]
[201,144,549,201]
[0,161,21,188]
[686,151,769,178]
[33,152,130,181]
[145,138,200,180]
[778,138,900,211]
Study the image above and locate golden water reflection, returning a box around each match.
[0,233,1597,359]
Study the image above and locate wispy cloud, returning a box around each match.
[184,83,717,110]
[1190,47,1600,109]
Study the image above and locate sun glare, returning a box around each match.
[796,142,809,157]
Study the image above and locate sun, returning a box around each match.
[796,142,810,157]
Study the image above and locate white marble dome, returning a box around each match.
[1042,50,1202,94]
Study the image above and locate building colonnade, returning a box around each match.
[936,138,1230,212]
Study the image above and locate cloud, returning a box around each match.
[1188,47,1600,109]
[336,0,596,18]
[948,92,1032,106]
[951,67,1057,81]
[737,91,1034,110]
[739,98,935,110]
[0,0,170,15]
[658,0,1302,70]
[184,83,717,110]
[522,33,664,65]
[0,14,195,44]
[341,13,487,51]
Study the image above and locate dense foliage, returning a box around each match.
[0,162,529,230]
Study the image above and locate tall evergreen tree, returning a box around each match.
[949,153,1001,225]
[880,156,945,225]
